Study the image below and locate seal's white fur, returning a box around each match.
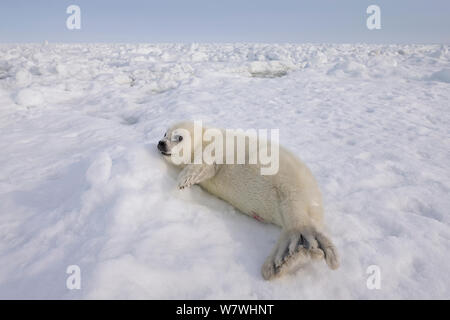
[158,121,339,280]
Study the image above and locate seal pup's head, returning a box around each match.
[157,121,204,166]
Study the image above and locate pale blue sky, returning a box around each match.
[0,0,449,43]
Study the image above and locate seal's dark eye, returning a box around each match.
[178,136,183,142]
[164,132,167,137]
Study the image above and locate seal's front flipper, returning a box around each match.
[177,164,217,189]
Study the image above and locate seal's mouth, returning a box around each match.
[160,151,171,156]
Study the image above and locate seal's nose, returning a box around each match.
[157,140,166,151]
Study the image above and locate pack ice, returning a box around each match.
[0,43,449,299]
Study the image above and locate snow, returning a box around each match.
[430,68,450,83]
[0,43,449,299]
[14,88,44,106]
[14,68,33,87]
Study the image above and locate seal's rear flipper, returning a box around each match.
[261,229,325,280]
[315,232,340,270]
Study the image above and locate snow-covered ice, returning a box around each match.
[0,43,449,299]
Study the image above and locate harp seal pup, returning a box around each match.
[157,121,339,280]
